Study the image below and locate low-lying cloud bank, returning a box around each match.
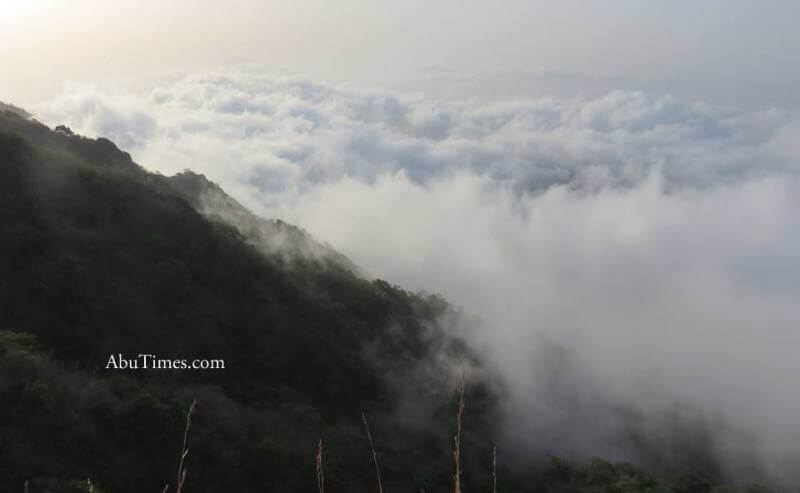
[35,73,800,485]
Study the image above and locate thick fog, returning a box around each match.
[35,73,800,485]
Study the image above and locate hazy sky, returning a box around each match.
[3,0,800,108]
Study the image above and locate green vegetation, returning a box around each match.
[0,109,770,492]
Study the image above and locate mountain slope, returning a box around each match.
[167,170,359,272]
[0,108,499,492]
[0,101,30,119]
[0,107,771,492]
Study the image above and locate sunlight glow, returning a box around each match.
[0,0,40,19]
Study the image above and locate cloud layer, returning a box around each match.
[34,73,800,485]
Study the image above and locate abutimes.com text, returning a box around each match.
[105,353,225,370]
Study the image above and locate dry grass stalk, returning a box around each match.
[361,412,385,493]
[316,439,325,493]
[173,399,197,493]
[24,480,29,493]
[491,446,497,493]
[453,370,465,493]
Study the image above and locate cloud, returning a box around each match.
[35,73,800,196]
[35,85,156,150]
[33,72,800,485]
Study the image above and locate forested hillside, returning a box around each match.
[0,108,770,492]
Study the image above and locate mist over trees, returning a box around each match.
[0,108,496,491]
[0,107,785,492]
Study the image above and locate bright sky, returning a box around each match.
[2,0,799,107]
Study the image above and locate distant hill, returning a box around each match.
[0,101,31,119]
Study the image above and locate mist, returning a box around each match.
[34,72,800,486]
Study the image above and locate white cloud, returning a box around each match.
[35,73,800,195]
[34,72,800,485]
[36,85,156,150]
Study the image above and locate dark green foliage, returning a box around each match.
[0,110,496,491]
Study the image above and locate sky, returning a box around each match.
[3,0,800,108]
[5,1,800,485]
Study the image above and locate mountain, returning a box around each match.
[0,106,769,492]
[167,170,359,273]
[0,107,498,492]
[0,101,30,119]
